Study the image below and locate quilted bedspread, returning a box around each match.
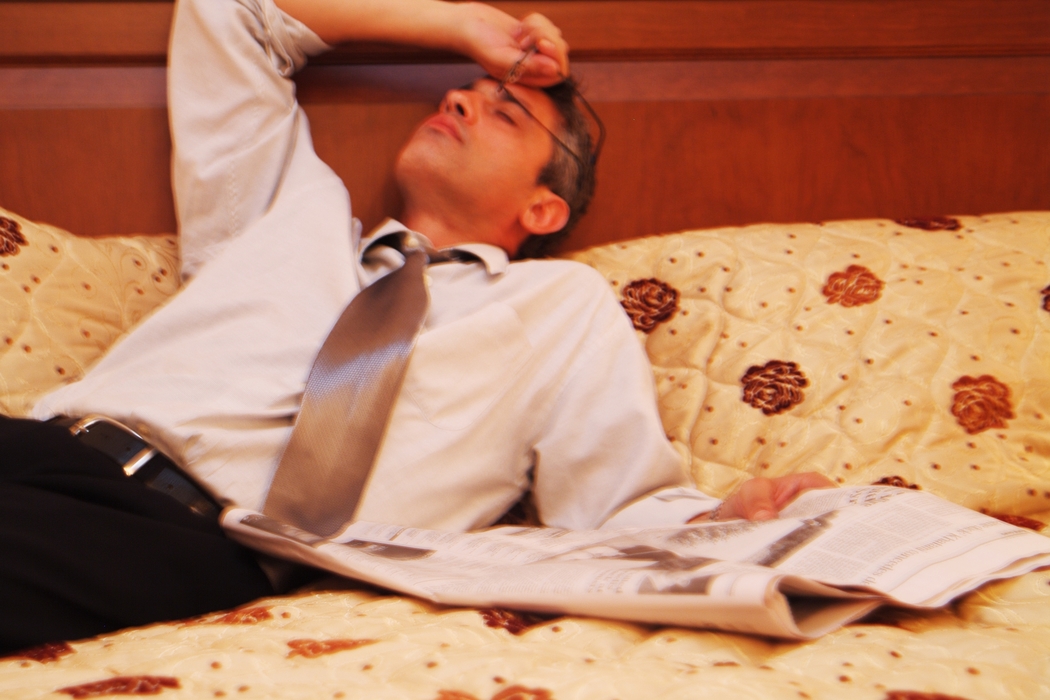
[1,207,1048,699]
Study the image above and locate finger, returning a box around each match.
[771,473,837,509]
[714,478,779,522]
[520,13,562,43]
[533,37,569,77]
[514,54,563,86]
[740,478,781,521]
[519,14,569,77]
[479,45,536,84]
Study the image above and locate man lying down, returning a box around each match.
[0,0,831,652]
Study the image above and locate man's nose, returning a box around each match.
[442,89,477,123]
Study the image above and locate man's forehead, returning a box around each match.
[468,78,561,125]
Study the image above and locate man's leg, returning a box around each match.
[0,417,274,654]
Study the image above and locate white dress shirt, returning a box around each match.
[33,0,718,531]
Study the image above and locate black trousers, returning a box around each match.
[0,416,274,654]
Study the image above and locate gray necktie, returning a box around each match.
[264,236,434,537]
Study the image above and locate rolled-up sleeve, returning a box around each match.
[168,0,330,277]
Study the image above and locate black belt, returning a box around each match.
[51,415,221,520]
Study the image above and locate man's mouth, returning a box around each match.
[423,114,462,142]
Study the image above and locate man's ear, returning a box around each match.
[519,189,570,236]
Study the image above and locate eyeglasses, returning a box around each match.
[496,50,606,169]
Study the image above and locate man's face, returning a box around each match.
[394,78,562,241]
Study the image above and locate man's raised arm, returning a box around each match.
[171,0,567,276]
[275,0,569,85]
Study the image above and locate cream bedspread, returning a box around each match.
[1,207,1048,699]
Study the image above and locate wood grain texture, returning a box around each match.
[571,94,1050,250]
[0,2,173,64]
[1,1,1048,250]
[5,57,1048,108]
[0,107,176,235]
[3,1,1048,64]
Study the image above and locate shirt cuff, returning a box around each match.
[599,487,721,530]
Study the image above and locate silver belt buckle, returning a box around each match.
[67,414,157,476]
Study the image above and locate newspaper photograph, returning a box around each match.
[222,486,1050,640]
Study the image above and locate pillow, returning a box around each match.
[567,212,1050,518]
[0,206,179,417]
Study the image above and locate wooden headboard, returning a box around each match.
[2,0,1048,253]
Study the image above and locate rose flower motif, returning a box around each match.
[7,641,75,664]
[741,360,809,415]
[492,687,554,700]
[990,513,1045,532]
[894,216,962,231]
[286,638,376,658]
[873,476,920,490]
[183,605,272,626]
[57,676,180,698]
[479,608,548,635]
[620,278,680,333]
[0,216,27,257]
[1041,285,1050,313]
[823,265,885,307]
[951,375,1014,435]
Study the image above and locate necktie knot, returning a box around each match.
[372,232,478,266]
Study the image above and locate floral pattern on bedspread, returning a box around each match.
[571,212,1050,519]
[0,216,27,256]
[436,686,554,700]
[950,375,1015,434]
[57,675,180,697]
[6,642,74,665]
[0,206,179,417]
[479,609,551,635]
[285,638,377,658]
[740,360,809,415]
[872,476,921,490]
[183,606,274,626]
[822,264,884,307]
[619,278,679,332]
[2,577,1049,699]
[894,216,963,231]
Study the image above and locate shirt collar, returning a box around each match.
[361,218,509,276]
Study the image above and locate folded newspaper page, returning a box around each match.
[223,486,1050,640]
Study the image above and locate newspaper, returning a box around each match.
[222,486,1050,640]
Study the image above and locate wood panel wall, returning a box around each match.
[2,0,1049,252]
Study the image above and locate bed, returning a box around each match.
[2,1,1050,698]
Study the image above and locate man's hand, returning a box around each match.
[452,3,569,86]
[690,473,836,523]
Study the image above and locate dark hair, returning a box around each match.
[515,78,597,259]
